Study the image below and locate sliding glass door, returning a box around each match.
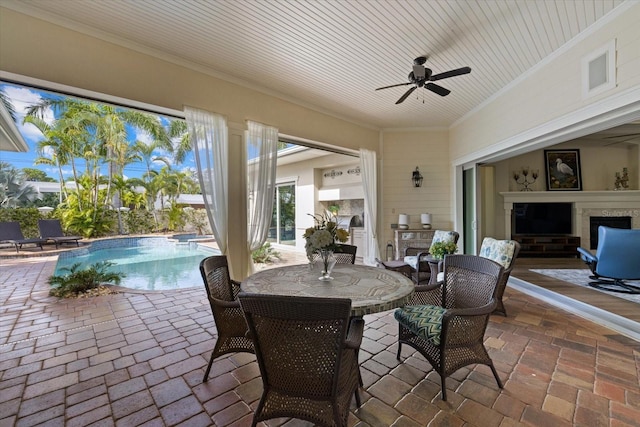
[268,183,296,245]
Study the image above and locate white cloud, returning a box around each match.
[3,85,55,142]
[134,128,154,145]
[44,166,59,176]
[41,146,54,159]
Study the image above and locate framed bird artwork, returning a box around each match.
[544,149,582,191]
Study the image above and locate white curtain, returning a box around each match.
[360,149,380,265]
[246,120,278,274]
[185,106,229,255]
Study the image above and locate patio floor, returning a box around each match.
[1,247,639,426]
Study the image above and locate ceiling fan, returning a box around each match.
[375,56,471,104]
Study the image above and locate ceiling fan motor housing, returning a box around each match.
[375,56,471,104]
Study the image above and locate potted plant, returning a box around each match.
[430,241,458,260]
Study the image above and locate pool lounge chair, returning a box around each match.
[0,221,46,253]
[38,219,83,249]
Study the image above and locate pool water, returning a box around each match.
[54,239,219,291]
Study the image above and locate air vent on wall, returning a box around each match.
[582,39,616,99]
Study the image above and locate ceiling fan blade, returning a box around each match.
[429,66,471,81]
[396,86,417,104]
[375,82,412,91]
[425,83,450,97]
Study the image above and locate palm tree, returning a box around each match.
[23,115,71,203]
[168,119,191,165]
[26,97,171,209]
[0,162,40,208]
[134,140,171,182]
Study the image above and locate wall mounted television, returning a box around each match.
[513,202,573,235]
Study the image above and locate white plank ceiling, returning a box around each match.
[2,0,627,129]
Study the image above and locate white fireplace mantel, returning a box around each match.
[500,190,640,205]
[500,191,640,248]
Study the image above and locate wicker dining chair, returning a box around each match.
[394,254,504,401]
[238,293,363,427]
[310,243,358,265]
[333,243,358,264]
[199,256,254,382]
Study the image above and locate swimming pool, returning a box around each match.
[54,237,220,291]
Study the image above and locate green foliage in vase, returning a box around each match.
[430,241,458,260]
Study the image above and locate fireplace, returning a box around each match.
[589,216,632,249]
[500,190,640,252]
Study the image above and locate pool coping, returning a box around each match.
[0,233,215,259]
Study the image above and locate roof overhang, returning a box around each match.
[0,100,28,152]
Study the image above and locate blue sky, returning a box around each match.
[0,82,196,181]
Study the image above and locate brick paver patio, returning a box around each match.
[1,249,639,426]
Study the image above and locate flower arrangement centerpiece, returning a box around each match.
[430,241,458,260]
[303,213,350,280]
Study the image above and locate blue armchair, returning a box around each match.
[577,226,640,294]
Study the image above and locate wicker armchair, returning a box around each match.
[403,230,459,284]
[394,255,504,401]
[238,293,363,427]
[406,238,520,313]
[199,256,254,382]
[478,238,520,316]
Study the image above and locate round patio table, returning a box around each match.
[242,264,415,317]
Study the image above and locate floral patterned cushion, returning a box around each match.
[394,304,446,346]
[403,255,419,270]
[479,237,516,269]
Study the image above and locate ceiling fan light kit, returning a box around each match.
[376,56,471,104]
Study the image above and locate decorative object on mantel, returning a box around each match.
[614,167,629,190]
[544,149,582,191]
[398,214,409,230]
[420,213,432,229]
[412,167,423,187]
[512,167,538,191]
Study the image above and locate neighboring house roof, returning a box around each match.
[0,99,28,152]
[27,181,79,193]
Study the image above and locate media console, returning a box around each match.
[512,235,580,258]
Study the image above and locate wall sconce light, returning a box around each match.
[412,166,423,187]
